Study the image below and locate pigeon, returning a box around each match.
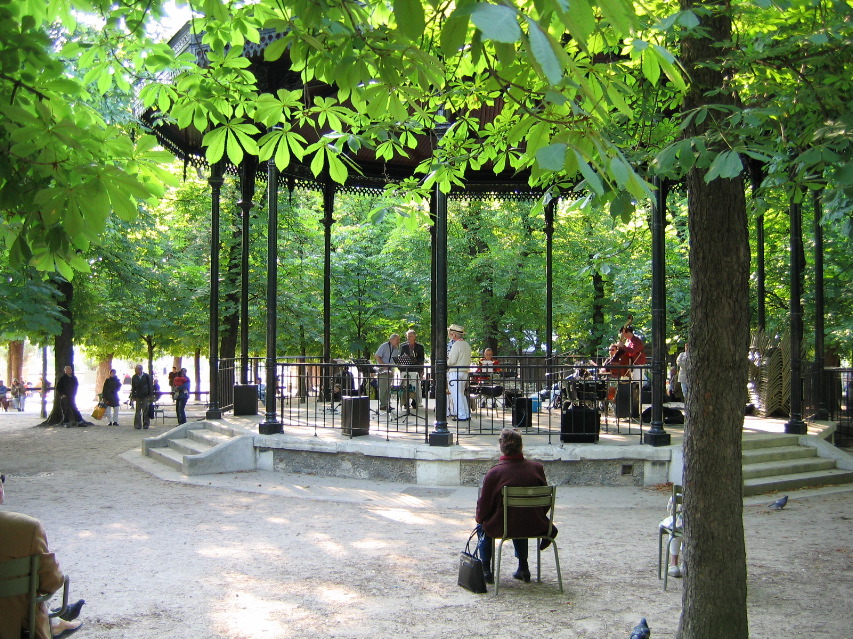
[629,617,650,639]
[769,495,788,510]
[53,599,85,621]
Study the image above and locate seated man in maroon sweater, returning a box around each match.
[475,429,557,584]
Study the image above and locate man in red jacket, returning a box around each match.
[475,429,558,584]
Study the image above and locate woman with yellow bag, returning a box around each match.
[101,369,122,425]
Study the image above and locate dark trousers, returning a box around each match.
[176,397,187,424]
[478,531,528,571]
[59,395,82,424]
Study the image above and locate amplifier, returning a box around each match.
[560,404,600,443]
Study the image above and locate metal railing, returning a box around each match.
[218,356,653,442]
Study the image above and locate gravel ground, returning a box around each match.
[1,410,851,638]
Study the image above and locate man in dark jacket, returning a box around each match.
[475,428,558,584]
[56,365,86,428]
[130,365,154,430]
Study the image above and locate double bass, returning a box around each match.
[602,315,634,399]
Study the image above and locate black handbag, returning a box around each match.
[457,527,488,593]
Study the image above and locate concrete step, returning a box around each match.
[742,445,816,464]
[742,456,837,480]
[743,468,853,496]
[741,434,801,450]
[146,445,186,472]
[187,428,233,448]
[167,437,214,457]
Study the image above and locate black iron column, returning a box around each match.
[428,204,437,444]
[786,195,807,434]
[429,115,452,446]
[810,190,828,420]
[259,157,283,434]
[322,182,335,364]
[238,158,256,385]
[206,162,224,420]
[545,197,555,360]
[644,176,671,446]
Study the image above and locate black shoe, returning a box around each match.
[513,566,531,582]
[379,406,387,411]
[483,570,494,584]
[411,401,417,409]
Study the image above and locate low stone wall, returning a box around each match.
[272,449,418,483]
[269,448,649,486]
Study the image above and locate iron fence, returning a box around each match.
[219,356,653,442]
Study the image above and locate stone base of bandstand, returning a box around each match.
[211,413,679,488]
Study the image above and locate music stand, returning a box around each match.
[393,355,425,426]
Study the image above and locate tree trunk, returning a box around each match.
[678,0,750,637]
[193,348,201,399]
[591,265,605,357]
[41,278,75,426]
[6,340,24,383]
[95,356,114,399]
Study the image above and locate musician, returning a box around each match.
[476,348,501,376]
[618,324,647,381]
[473,348,501,408]
[399,329,425,410]
[374,333,401,411]
[447,324,472,421]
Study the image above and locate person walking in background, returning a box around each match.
[447,324,472,421]
[172,368,190,425]
[130,365,154,430]
[10,379,25,411]
[56,366,87,428]
[101,369,122,426]
[676,342,689,403]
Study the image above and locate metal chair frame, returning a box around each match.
[494,485,563,595]
[658,483,684,591]
[0,554,69,638]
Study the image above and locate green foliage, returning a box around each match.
[0,3,180,274]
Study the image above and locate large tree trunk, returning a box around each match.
[41,278,74,426]
[678,0,750,637]
[94,356,114,400]
[6,340,24,383]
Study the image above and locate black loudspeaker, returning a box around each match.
[233,384,259,416]
[512,396,533,430]
[615,382,639,418]
[341,396,370,436]
[560,405,600,443]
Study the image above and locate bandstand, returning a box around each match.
[144,23,680,450]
